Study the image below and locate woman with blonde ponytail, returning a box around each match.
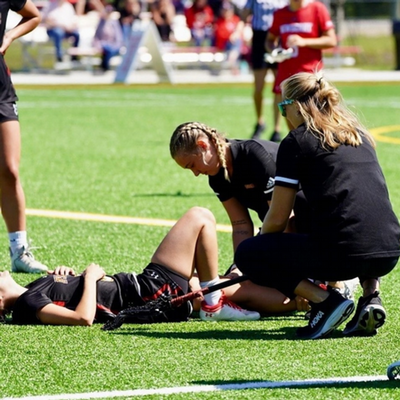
[235,71,400,340]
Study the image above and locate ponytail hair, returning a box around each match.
[281,71,375,149]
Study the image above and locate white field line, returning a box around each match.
[0,375,390,400]
[25,209,232,233]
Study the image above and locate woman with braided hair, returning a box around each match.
[234,71,400,339]
[170,121,283,252]
[170,121,358,304]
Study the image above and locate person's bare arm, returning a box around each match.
[37,263,105,326]
[0,0,40,54]
[286,28,337,50]
[222,197,255,252]
[261,186,297,234]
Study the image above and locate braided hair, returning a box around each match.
[170,122,230,181]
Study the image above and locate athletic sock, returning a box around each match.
[9,231,28,255]
[200,277,221,306]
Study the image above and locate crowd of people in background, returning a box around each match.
[37,0,252,72]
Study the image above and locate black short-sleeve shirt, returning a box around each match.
[0,0,26,103]
[275,124,400,259]
[208,139,279,221]
[12,274,125,324]
[11,264,187,324]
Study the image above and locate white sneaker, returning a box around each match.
[11,246,48,273]
[200,294,260,321]
[336,278,359,300]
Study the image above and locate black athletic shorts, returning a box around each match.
[116,263,191,323]
[138,263,189,301]
[251,30,278,70]
[0,102,19,123]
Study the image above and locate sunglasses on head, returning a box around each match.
[278,99,295,117]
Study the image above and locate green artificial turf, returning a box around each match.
[0,82,399,399]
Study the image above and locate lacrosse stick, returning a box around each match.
[265,47,294,64]
[102,274,249,331]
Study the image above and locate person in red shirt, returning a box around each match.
[184,0,214,46]
[214,2,243,73]
[266,0,337,130]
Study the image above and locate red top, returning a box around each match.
[185,4,214,30]
[214,14,241,50]
[269,1,334,93]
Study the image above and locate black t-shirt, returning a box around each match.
[208,139,279,221]
[12,274,130,324]
[275,124,400,259]
[0,0,25,102]
[11,264,185,324]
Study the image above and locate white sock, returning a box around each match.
[200,277,221,306]
[9,231,28,255]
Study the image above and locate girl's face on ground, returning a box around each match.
[174,145,220,177]
[0,271,12,305]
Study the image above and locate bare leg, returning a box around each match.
[271,70,281,133]
[361,278,379,297]
[253,68,268,125]
[0,121,25,232]
[151,207,219,282]
[294,279,329,303]
[189,273,298,314]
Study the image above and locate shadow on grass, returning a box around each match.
[190,378,398,390]
[105,323,354,341]
[131,192,214,198]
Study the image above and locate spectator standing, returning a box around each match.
[150,0,176,42]
[241,0,288,141]
[93,4,124,71]
[42,0,81,63]
[0,0,48,273]
[266,0,337,131]
[184,0,214,47]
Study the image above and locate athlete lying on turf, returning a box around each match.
[0,207,308,326]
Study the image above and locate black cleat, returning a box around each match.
[251,123,265,139]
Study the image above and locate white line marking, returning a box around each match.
[0,375,390,400]
[26,209,232,233]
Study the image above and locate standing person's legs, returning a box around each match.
[252,68,267,135]
[0,120,24,233]
[151,207,260,320]
[250,29,268,139]
[269,67,282,142]
[0,116,47,273]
